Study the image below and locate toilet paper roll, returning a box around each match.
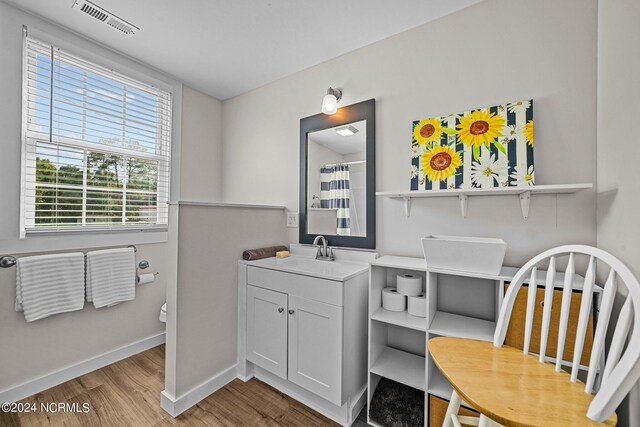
[382,287,406,312]
[397,274,422,296]
[137,273,155,285]
[407,294,427,317]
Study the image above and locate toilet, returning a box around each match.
[159,303,166,323]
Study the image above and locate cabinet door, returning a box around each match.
[287,295,343,405]
[247,285,288,379]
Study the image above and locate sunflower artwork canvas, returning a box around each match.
[410,100,534,191]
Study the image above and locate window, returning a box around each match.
[21,35,171,236]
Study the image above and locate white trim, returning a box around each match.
[25,26,175,94]
[1,230,168,255]
[19,26,29,239]
[0,332,165,404]
[236,373,255,382]
[160,364,237,417]
[169,200,286,210]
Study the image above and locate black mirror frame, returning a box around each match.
[299,98,376,250]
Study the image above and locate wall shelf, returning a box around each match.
[376,183,592,219]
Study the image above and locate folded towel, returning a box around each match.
[15,252,85,322]
[86,247,136,308]
[242,245,289,261]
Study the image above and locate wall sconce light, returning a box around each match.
[321,87,342,115]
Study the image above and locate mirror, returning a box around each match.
[299,99,375,249]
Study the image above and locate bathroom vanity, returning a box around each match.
[237,244,377,426]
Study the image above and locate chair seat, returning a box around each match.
[428,337,617,426]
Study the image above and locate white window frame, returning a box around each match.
[20,27,173,239]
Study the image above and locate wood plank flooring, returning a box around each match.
[0,345,339,426]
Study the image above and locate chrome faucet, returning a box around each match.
[313,235,334,261]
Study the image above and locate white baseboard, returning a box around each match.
[236,373,254,382]
[160,364,237,417]
[0,332,166,404]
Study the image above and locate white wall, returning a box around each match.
[180,86,224,201]
[0,1,188,399]
[597,0,640,425]
[221,0,598,266]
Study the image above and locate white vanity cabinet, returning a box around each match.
[287,294,343,403]
[246,284,343,404]
[246,285,288,378]
[238,246,376,426]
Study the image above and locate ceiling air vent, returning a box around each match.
[72,0,139,36]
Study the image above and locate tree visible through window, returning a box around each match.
[22,35,171,235]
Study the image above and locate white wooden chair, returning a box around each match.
[442,245,640,426]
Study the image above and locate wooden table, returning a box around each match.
[428,337,617,426]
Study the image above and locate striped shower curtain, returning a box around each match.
[320,165,351,236]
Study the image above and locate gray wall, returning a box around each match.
[165,205,287,398]
[597,0,640,425]
[221,0,598,266]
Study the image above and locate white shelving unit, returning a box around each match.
[367,255,601,426]
[376,183,592,218]
[426,369,452,400]
[371,307,427,332]
[366,255,511,427]
[370,347,426,392]
[428,311,495,342]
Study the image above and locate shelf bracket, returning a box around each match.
[519,191,531,219]
[402,196,412,218]
[459,194,468,218]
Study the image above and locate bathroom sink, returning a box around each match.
[246,255,369,281]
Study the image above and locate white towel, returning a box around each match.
[86,247,136,308]
[15,252,85,322]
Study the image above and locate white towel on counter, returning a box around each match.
[85,247,136,308]
[15,252,85,322]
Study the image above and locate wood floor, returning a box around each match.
[0,345,339,427]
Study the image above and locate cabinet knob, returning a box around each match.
[278,307,284,313]
[288,309,295,315]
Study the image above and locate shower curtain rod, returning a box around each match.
[322,160,366,168]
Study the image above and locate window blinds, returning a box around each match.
[22,35,171,235]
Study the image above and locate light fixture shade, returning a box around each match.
[321,87,342,115]
[321,94,338,115]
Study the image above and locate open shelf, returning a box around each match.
[428,312,495,342]
[376,183,592,218]
[371,255,427,270]
[370,347,426,391]
[427,369,452,400]
[427,369,476,412]
[371,307,427,332]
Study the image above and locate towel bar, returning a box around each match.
[0,245,138,268]
[0,256,17,268]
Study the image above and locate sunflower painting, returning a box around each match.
[410,99,534,190]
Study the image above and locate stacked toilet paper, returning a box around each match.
[381,274,426,317]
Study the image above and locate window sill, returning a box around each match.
[3,229,169,256]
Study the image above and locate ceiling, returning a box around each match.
[309,120,366,156]
[3,0,483,100]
